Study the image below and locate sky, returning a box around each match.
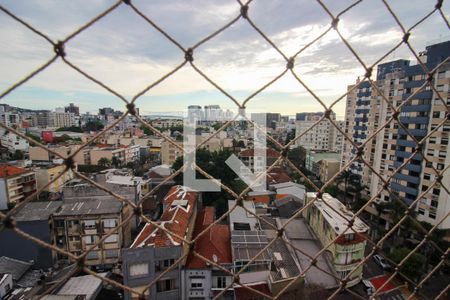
[0,0,449,119]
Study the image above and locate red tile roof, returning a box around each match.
[245,195,270,204]
[267,167,291,184]
[131,185,197,248]
[185,207,232,269]
[370,275,397,294]
[239,148,280,158]
[0,165,27,178]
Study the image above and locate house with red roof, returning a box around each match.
[183,207,234,300]
[122,185,198,300]
[238,148,280,173]
[0,165,36,210]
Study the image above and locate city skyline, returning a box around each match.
[1,0,449,117]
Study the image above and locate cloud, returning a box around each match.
[0,0,448,118]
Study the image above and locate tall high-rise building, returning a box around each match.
[341,41,450,229]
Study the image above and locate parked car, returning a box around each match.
[373,254,391,270]
[362,279,375,295]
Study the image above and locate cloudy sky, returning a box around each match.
[0,0,449,118]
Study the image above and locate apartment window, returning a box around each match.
[429,212,437,219]
[83,235,95,244]
[86,251,99,260]
[156,279,176,293]
[418,208,425,215]
[442,138,449,145]
[216,276,227,289]
[104,249,119,258]
[102,219,117,228]
[431,200,439,208]
[129,263,149,277]
[433,188,440,196]
[104,234,118,243]
[83,220,96,229]
[191,280,203,289]
[424,174,431,180]
[437,163,444,170]
[155,259,175,272]
[433,111,441,118]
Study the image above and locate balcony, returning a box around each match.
[396,139,416,148]
[400,104,431,112]
[399,116,429,124]
[398,128,427,137]
[393,173,420,184]
[390,182,418,197]
[395,150,422,160]
[394,161,422,173]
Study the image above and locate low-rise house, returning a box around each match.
[183,207,233,300]
[270,182,306,201]
[52,196,132,269]
[122,185,198,300]
[0,201,62,268]
[56,273,107,300]
[303,193,369,286]
[0,165,36,210]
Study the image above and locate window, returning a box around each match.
[83,235,95,244]
[104,234,118,243]
[129,263,149,277]
[155,259,175,272]
[429,212,436,219]
[102,219,117,228]
[191,280,203,289]
[214,276,227,289]
[105,249,119,258]
[83,220,96,229]
[156,279,176,293]
[86,251,99,260]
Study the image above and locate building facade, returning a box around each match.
[341,41,450,229]
[122,186,198,300]
[295,112,338,151]
[303,193,368,287]
[0,166,36,210]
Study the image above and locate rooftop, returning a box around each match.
[306,192,369,235]
[186,207,232,269]
[57,273,106,300]
[54,198,122,217]
[0,256,32,281]
[131,185,197,248]
[231,230,271,262]
[279,218,339,288]
[0,165,28,178]
[228,200,260,231]
[14,201,62,222]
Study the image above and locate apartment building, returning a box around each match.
[122,185,198,300]
[0,165,36,210]
[341,41,450,229]
[29,145,88,165]
[294,112,338,151]
[0,132,29,153]
[160,140,183,165]
[51,112,77,128]
[303,193,369,287]
[52,196,132,268]
[33,164,75,193]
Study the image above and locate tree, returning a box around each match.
[56,126,83,133]
[12,150,24,160]
[389,247,426,282]
[287,146,307,170]
[98,157,111,167]
[84,120,104,132]
[26,132,41,143]
[111,156,122,168]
